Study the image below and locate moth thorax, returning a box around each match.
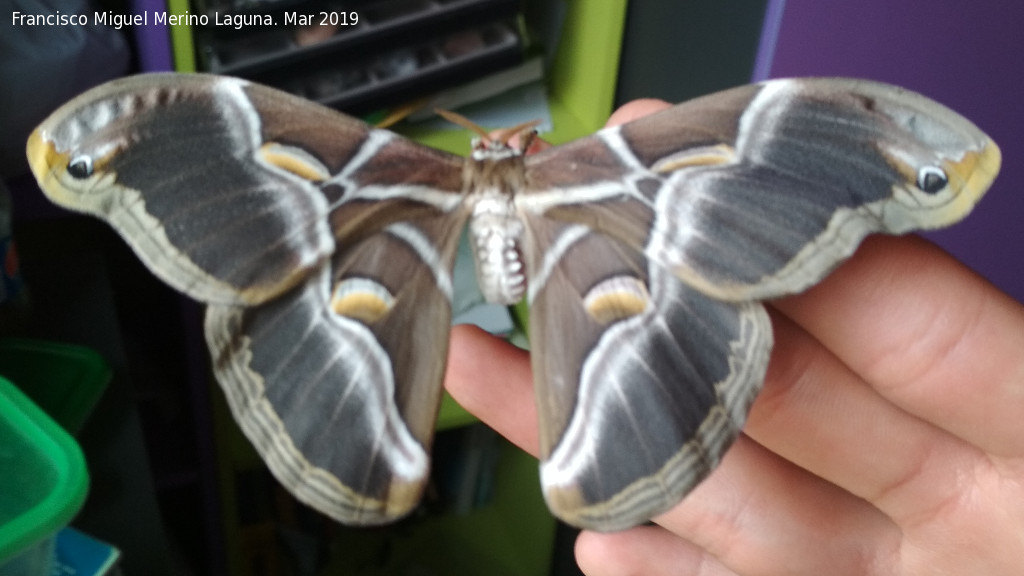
[469,195,526,305]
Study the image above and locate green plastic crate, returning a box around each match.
[0,376,89,574]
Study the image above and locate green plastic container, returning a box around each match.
[0,339,112,434]
[0,375,89,574]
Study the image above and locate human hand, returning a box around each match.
[444,101,1024,575]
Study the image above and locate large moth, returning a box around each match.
[26,74,999,531]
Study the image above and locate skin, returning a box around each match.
[444,100,1024,575]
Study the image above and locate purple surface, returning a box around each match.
[752,0,786,82]
[131,0,173,71]
[769,0,1024,303]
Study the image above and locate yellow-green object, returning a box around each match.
[166,0,197,72]
[0,376,89,574]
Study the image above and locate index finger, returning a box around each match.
[446,325,539,455]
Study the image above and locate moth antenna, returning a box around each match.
[435,108,491,141]
[495,119,543,146]
[376,97,428,128]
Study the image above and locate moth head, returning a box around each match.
[434,108,540,161]
[468,137,519,161]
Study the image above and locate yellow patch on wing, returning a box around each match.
[946,139,1002,216]
[652,144,737,173]
[377,478,427,521]
[258,142,330,182]
[885,137,1001,225]
[583,276,650,325]
[331,278,395,324]
[26,129,62,184]
[25,129,116,209]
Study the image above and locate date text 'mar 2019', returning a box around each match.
[284,11,359,26]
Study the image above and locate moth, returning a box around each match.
[26,73,999,531]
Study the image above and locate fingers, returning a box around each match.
[772,235,1024,459]
[605,99,672,126]
[444,319,905,574]
[574,234,1023,574]
[576,526,740,576]
[746,307,968,529]
[445,324,539,455]
[754,235,1024,573]
[649,435,898,576]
